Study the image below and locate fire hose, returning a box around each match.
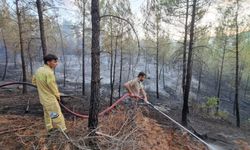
[59,93,130,119]
[146,102,216,150]
[0,82,216,149]
[0,82,132,119]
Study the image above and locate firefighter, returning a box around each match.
[124,72,149,103]
[32,54,66,133]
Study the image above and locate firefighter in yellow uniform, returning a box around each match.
[32,54,66,132]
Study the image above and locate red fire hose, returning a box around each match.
[0,82,132,119]
[60,93,130,119]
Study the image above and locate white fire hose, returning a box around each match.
[146,101,222,150]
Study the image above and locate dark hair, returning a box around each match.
[43,54,58,64]
[138,72,146,77]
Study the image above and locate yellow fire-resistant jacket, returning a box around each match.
[32,65,60,106]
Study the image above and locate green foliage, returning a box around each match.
[202,97,229,119]
[205,97,218,108]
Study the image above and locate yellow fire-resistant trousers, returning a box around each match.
[42,101,66,132]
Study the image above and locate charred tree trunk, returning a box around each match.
[110,36,118,106]
[1,30,8,81]
[182,0,189,94]
[175,66,181,92]
[215,67,220,92]
[162,56,165,88]
[182,0,196,126]
[14,51,17,68]
[109,19,114,106]
[27,39,33,76]
[216,39,226,113]
[244,75,249,100]
[156,17,160,99]
[119,30,123,97]
[63,63,66,87]
[36,0,47,57]
[58,24,66,87]
[159,64,163,80]
[127,50,132,80]
[196,63,202,101]
[16,0,27,94]
[144,48,148,74]
[82,1,86,95]
[235,0,240,127]
[88,0,100,130]
[239,66,244,90]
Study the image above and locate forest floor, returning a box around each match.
[0,87,249,150]
[0,64,250,150]
[0,88,208,150]
[148,91,250,150]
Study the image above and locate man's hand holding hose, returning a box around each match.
[128,93,150,104]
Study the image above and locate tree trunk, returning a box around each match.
[244,75,249,100]
[127,50,132,80]
[1,30,8,81]
[61,37,66,88]
[16,0,27,94]
[216,38,226,113]
[57,23,66,87]
[110,36,118,106]
[119,29,123,97]
[109,19,114,106]
[144,48,147,74]
[162,56,165,88]
[63,62,66,87]
[82,1,86,95]
[182,0,189,94]
[14,51,17,68]
[159,65,162,80]
[215,67,220,93]
[27,39,33,76]
[156,16,159,99]
[235,0,240,127]
[88,0,100,130]
[196,64,202,101]
[176,66,182,92]
[182,0,196,126]
[36,0,47,57]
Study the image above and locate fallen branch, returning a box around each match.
[0,123,40,135]
[0,126,28,135]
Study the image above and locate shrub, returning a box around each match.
[206,97,218,108]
